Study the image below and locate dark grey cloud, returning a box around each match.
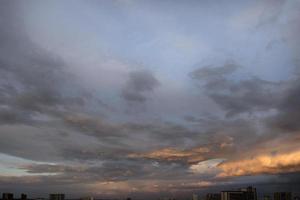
[20,158,193,183]
[268,78,300,132]
[190,62,282,117]
[64,114,120,138]
[63,112,206,154]
[0,126,56,161]
[60,147,108,162]
[21,164,80,174]
[0,1,103,127]
[121,69,160,103]
[0,108,31,125]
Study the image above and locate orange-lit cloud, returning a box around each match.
[217,148,300,177]
[128,147,210,164]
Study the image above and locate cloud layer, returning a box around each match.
[0,0,300,198]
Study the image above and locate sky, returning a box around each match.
[0,0,300,199]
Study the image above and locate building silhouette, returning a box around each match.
[221,191,245,200]
[207,193,221,200]
[241,186,257,200]
[21,194,27,200]
[49,194,65,200]
[274,193,291,200]
[80,197,94,200]
[2,193,13,200]
[221,186,257,200]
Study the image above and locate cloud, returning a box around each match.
[20,164,84,174]
[63,114,121,138]
[63,113,207,152]
[217,148,300,177]
[0,1,101,126]
[121,69,160,103]
[189,159,225,174]
[18,158,193,184]
[190,61,282,117]
[269,78,300,132]
[128,146,213,165]
[230,0,285,30]
[216,134,300,178]
[0,125,63,162]
[1,0,300,196]
[190,62,239,81]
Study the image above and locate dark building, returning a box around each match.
[207,193,221,200]
[49,194,65,200]
[221,191,246,200]
[21,193,27,200]
[240,186,257,200]
[274,193,292,200]
[2,193,13,200]
[80,197,94,200]
[264,195,271,200]
[221,186,257,200]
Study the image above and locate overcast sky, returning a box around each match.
[0,0,300,199]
